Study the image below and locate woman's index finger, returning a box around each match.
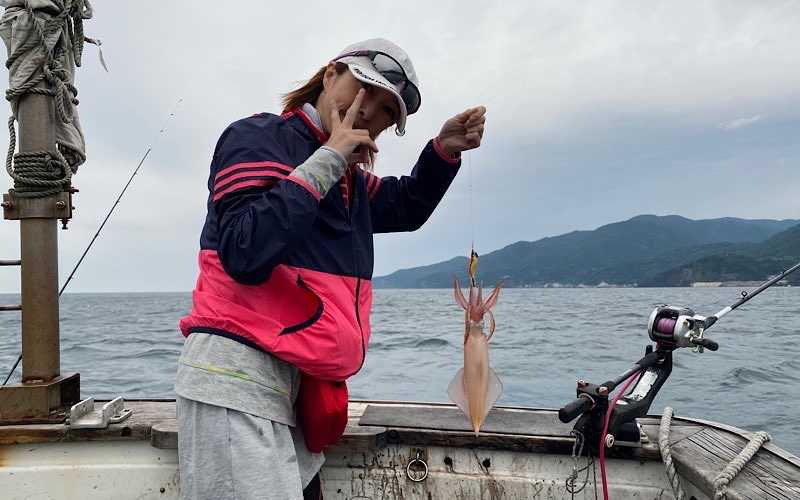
[343,89,365,128]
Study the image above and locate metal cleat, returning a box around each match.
[68,397,132,429]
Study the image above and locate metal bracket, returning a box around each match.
[637,420,650,444]
[2,191,72,220]
[0,373,80,424]
[613,421,648,448]
[68,397,132,429]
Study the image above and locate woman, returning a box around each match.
[176,38,485,500]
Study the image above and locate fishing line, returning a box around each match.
[1,97,183,386]
[461,106,486,258]
[462,79,499,258]
[468,149,475,250]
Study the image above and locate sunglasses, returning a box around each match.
[334,50,421,115]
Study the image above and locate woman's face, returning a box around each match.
[319,63,400,139]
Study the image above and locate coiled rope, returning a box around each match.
[4,0,94,197]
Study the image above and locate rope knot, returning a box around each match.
[712,431,771,500]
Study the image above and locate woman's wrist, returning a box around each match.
[433,136,461,164]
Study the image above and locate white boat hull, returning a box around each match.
[2,400,796,499]
[2,440,706,499]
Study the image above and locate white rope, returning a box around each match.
[659,407,686,500]
[660,406,771,500]
[713,431,771,500]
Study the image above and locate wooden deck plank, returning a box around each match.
[357,403,656,457]
[359,404,573,437]
[0,399,175,445]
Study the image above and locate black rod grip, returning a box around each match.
[696,338,719,351]
[559,396,592,423]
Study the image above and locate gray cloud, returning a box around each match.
[1,1,799,292]
[720,115,764,130]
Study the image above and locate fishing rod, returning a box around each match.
[647,259,800,355]
[558,259,800,500]
[561,258,800,413]
[2,99,182,386]
[703,260,800,329]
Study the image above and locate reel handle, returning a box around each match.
[692,337,719,351]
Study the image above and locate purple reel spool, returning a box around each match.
[655,317,677,335]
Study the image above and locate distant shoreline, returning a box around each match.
[0,283,796,294]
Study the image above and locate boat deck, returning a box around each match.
[2,399,799,499]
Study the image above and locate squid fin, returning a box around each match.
[481,367,504,424]
[447,368,470,420]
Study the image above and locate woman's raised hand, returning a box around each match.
[436,106,486,157]
[324,89,379,159]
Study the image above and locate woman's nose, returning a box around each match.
[358,98,376,121]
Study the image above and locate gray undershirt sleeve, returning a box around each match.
[289,146,347,198]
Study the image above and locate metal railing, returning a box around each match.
[0,258,21,312]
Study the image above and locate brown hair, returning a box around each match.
[281,62,347,112]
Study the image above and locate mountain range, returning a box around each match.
[373,215,800,288]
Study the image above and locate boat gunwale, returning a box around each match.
[0,398,795,465]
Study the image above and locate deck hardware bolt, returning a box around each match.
[55,201,66,209]
[1,201,11,209]
[598,386,609,396]
[605,434,615,448]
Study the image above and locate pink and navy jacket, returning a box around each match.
[179,109,460,381]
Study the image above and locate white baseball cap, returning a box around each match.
[332,38,421,135]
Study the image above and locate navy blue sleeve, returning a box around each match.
[367,138,460,234]
[211,116,322,285]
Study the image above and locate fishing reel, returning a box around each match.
[647,305,719,353]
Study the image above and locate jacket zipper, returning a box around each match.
[345,172,366,377]
[353,277,365,374]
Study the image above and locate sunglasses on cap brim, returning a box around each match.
[334,50,421,115]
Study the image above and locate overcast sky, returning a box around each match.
[0,1,799,292]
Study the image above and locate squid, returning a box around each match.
[449,250,503,434]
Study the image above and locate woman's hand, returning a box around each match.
[324,90,379,160]
[436,106,486,157]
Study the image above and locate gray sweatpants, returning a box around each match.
[177,396,322,500]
